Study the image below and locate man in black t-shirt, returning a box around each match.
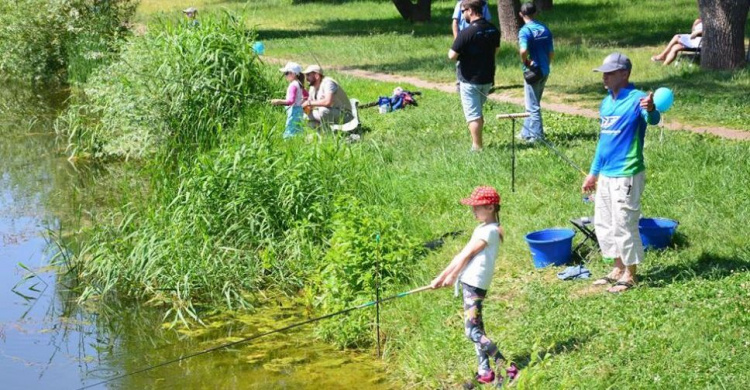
[449,0,500,151]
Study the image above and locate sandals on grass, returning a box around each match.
[592,276,617,286]
[608,280,635,293]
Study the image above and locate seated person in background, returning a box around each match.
[301,65,353,127]
[651,18,702,65]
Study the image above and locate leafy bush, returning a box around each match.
[59,11,277,159]
[0,0,136,84]
[314,196,425,348]
[75,124,369,322]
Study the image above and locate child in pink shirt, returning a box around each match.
[271,62,305,138]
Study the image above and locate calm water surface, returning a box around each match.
[0,83,391,389]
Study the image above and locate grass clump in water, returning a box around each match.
[76,125,359,317]
[0,0,137,84]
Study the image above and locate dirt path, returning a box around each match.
[267,57,748,141]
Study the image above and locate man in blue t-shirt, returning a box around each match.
[517,3,553,142]
[449,0,500,151]
[582,52,660,294]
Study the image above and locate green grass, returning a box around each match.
[331,74,749,387]
[136,0,750,130]
[61,4,750,388]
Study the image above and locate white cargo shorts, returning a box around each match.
[594,171,645,266]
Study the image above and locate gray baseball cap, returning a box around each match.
[593,52,632,73]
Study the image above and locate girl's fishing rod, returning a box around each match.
[77,285,432,390]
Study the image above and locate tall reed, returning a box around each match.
[58,11,276,160]
[0,0,136,84]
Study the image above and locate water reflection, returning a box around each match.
[1,82,392,389]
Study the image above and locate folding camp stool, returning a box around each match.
[570,216,599,261]
[675,42,701,66]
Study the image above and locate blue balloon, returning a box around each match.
[252,41,265,56]
[653,87,674,112]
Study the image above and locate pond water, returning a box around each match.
[0,83,392,389]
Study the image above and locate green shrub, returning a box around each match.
[0,0,136,84]
[314,196,425,348]
[59,11,277,159]
[75,123,369,323]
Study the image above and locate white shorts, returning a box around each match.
[594,172,645,266]
[677,34,701,49]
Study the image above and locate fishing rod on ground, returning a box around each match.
[497,113,590,192]
[535,137,588,177]
[76,285,432,390]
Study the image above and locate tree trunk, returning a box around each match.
[534,0,553,11]
[697,0,749,70]
[392,0,431,22]
[497,0,523,43]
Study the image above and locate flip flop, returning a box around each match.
[592,276,617,286]
[608,281,635,293]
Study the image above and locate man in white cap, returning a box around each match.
[301,65,353,127]
[183,7,199,27]
[582,52,660,293]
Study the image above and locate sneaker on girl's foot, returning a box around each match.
[506,363,519,382]
[476,370,495,384]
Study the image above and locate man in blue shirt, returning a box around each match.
[582,52,660,294]
[518,3,553,142]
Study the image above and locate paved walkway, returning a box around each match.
[268,57,748,140]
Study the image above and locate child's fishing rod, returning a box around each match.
[77,285,431,390]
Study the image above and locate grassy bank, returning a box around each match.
[342,75,749,387]
[55,4,750,388]
[136,0,750,130]
[59,13,425,350]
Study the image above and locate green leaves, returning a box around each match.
[315,196,424,348]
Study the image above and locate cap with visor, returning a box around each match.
[593,52,632,73]
[302,65,323,75]
[460,186,501,206]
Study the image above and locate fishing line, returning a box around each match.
[76,285,431,390]
[536,137,588,176]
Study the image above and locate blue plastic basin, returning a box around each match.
[525,228,575,268]
[639,218,679,250]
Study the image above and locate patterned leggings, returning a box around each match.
[462,282,505,373]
